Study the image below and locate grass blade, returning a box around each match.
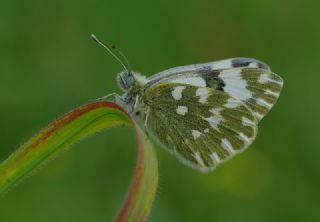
[0,101,158,222]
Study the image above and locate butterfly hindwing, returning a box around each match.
[143,83,258,171]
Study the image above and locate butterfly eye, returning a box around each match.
[117,71,135,91]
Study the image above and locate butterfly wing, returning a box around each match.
[146,57,282,121]
[157,67,283,121]
[216,67,283,121]
[147,57,270,85]
[143,83,258,172]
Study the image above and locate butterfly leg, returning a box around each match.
[96,93,132,116]
[144,107,150,129]
[130,95,141,115]
[144,108,150,138]
[133,95,139,111]
[96,93,120,102]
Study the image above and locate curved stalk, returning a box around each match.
[0,101,158,222]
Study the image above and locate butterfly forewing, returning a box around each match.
[147,57,270,86]
[218,67,283,121]
[163,67,283,121]
[143,83,258,171]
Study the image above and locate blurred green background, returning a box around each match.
[1,0,319,221]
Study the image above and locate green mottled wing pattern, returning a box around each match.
[143,83,258,172]
[217,67,283,121]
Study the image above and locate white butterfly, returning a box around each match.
[92,35,283,172]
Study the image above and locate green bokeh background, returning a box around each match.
[1,0,319,221]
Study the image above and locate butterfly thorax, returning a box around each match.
[116,70,149,114]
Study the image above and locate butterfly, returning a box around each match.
[111,57,283,172]
[92,34,283,172]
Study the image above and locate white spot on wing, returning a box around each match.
[256,98,272,108]
[196,88,210,104]
[265,89,279,97]
[254,111,264,120]
[169,77,206,87]
[258,73,270,83]
[204,116,221,130]
[259,72,283,85]
[176,106,188,115]
[171,86,185,100]
[210,152,221,164]
[209,108,223,116]
[238,132,251,144]
[224,97,241,108]
[195,152,205,167]
[278,79,284,87]
[192,130,202,139]
[204,128,209,133]
[221,138,234,154]
[242,116,255,126]
[219,69,252,101]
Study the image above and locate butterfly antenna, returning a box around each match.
[90,34,129,72]
[111,44,131,71]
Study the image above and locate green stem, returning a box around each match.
[0,101,158,222]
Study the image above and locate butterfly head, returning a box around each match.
[117,71,135,91]
[117,70,148,92]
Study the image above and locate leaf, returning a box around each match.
[0,101,158,222]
